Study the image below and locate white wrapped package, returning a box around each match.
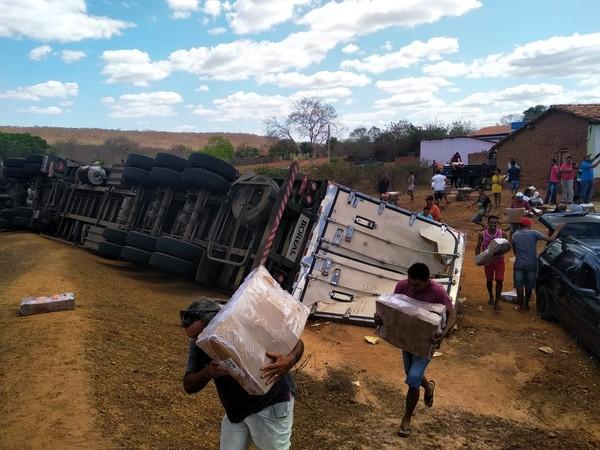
[375,294,446,358]
[196,266,309,395]
[474,238,511,266]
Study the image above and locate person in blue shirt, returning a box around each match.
[506,160,521,195]
[579,153,600,203]
[418,205,433,220]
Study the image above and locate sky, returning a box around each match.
[1,0,600,137]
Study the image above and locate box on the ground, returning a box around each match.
[501,290,517,303]
[196,266,309,395]
[505,208,526,223]
[19,293,75,316]
[375,294,445,359]
[474,238,511,266]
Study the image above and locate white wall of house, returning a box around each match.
[420,137,495,165]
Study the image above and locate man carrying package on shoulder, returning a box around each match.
[375,263,457,438]
[181,298,304,450]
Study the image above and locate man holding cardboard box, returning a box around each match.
[475,215,508,310]
[375,263,457,438]
[181,297,305,450]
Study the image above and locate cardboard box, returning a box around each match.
[196,266,309,395]
[505,207,526,223]
[375,294,445,358]
[20,293,75,316]
[474,238,511,266]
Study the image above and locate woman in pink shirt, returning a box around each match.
[544,158,559,204]
[559,156,574,204]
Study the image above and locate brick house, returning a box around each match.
[494,104,600,192]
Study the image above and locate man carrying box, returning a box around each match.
[181,298,305,450]
[475,215,508,310]
[376,263,457,438]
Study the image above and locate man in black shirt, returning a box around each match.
[181,298,304,450]
[469,187,492,227]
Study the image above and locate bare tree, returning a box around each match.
[265,97,338,159]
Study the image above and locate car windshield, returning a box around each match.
[560,222,600,238]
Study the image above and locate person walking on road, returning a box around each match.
[375,263,456,438]
[511,218,564,313]
[579,153,600,203]
[491,168,504,208]
[475,215,507,310]
[377,175,390,200]
[469,187,492,227]
[559,156,575,204]
[507,160,521,195]
[544,159,560,205]
[181,298,304,450]
[431,170,448,207]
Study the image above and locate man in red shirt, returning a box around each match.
[425,195,441,221]
[544,159,559,204]
[376,263,457,438]
[559,156,575,204]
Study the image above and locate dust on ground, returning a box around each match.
[0,189,599,450]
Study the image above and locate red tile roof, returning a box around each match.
[469,125,511,137]
[551,104,600,122]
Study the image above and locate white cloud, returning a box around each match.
[299,0,481,36]
[167,0,200,18]
[204,0,221,16]
[293,87,352,100]
[0,0,133,42]
[60,100,74,107]
[454,83,564,108]
[208,26,227,35]
[61,50,87,63]
[258,70,370,89]
[29,45,52,61]
[341,37,459,73]
[101,49,171,86]
[227,0,312,34]
[382,41,392,51]
[424,32,600,79]
[376,76,452,94]
[341,43,360,54]
[196,84,210,91]
[18,105,63,115]
[192,91,290,121]
[174,124,198,131]
[101,91,182,118]
[0,80,78,101]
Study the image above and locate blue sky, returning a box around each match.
[1,0,600,136]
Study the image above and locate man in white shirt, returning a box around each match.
[431,170,448,207]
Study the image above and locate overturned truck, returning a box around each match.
[0,152,465,324]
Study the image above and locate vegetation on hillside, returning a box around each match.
[0,132,52,158]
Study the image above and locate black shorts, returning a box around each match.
[434,191,445,200]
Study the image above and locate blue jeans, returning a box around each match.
[514,268,536,289]
[544,182,558,204]
[509,180,520,192]
[580,180,593,203]
[402,351,431,389]
[220,398,294,450]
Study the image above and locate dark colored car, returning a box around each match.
[537,212,600,358]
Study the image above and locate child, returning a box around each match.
[419,205,433,220]
[406,170,415,202]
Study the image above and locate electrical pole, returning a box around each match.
[327,123,331,162]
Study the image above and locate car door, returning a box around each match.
[549,249,581,331]
[569,260,600,357]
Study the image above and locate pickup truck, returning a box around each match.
[0,152,465,325]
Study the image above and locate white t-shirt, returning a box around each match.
[431,174,447,191]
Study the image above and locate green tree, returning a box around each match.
[268,139,296,159]
[522,105,548,122]
[0,132,50,158]
[201,136,234,161]
[448,120,475,136]
[235,144,260,158]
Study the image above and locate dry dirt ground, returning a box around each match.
[0,189,599,450]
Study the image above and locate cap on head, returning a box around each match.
[520,217,532,227]
[516,192,524,198]
[180,297,222,328]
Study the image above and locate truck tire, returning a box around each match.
[103,227,129,245]
[150,166,182,188]
[23,163,42,176]
[156,236,203,263]
[97,241,123,259]
[121,245,152,265]
[182,167,230,195]
[149,252,197,278]
[14,206,34,217]
[2,158,26,168]
[126,231,158,252]
[12,216,31,228]
[536,285,553,321]
[2,167,26,178]
[126,154,154,171]
[187,153,237,181]
[0,209,15,219]
[122,166,149,186]
[25,154,45,165]
[154,153,188,172]
[231,176,279,226]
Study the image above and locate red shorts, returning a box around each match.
[484,258,505,281]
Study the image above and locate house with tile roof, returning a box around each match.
[493,104,600,197]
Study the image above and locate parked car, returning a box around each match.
[537,212,600,358]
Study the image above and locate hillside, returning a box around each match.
[0,126,275,153]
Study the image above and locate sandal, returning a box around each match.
[397,425,411,438]
[424,380,435,408]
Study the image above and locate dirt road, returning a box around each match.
[1,190,599,449]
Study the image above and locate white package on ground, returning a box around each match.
[377,294,445,334]
[474,238,511,266]
[196,266,309,395]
